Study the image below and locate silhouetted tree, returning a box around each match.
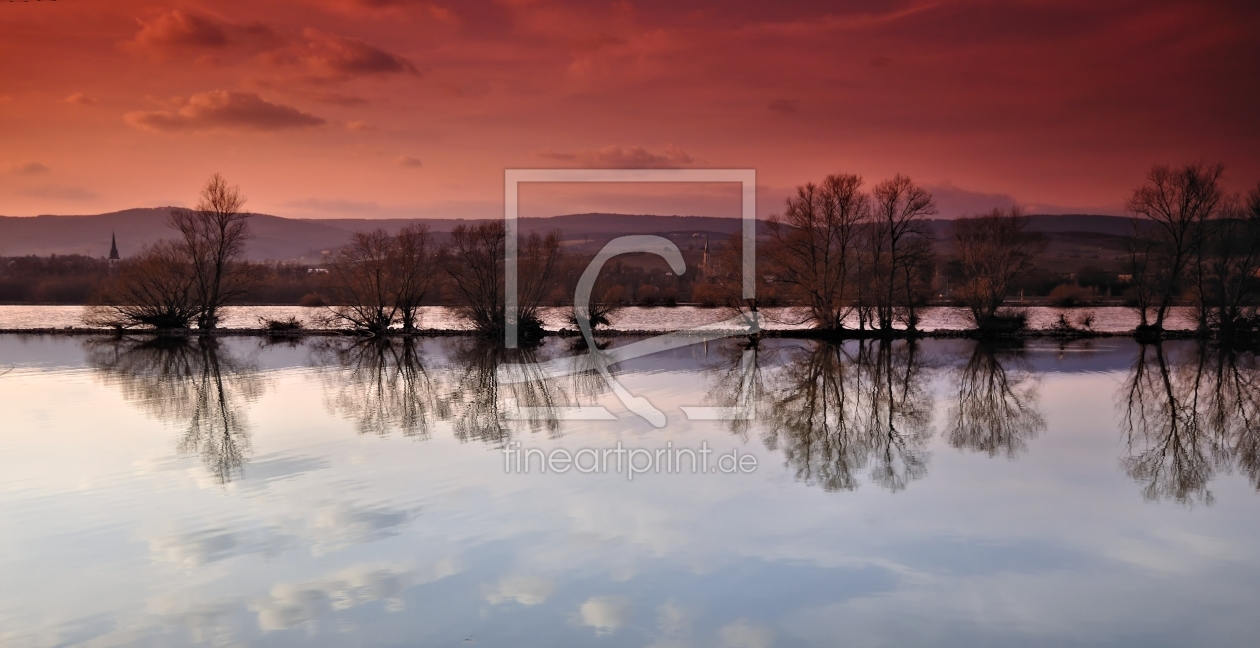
[1125,163,1224,333]
[85,241,199,329]
[952,207,1046,330]
[444,222,563,341]
[392,224,439,331]
[765,174,868,330]
[325,230,402,333]
[865,175,937,331]
[1192,183,1260,337]
[170,173,254,330]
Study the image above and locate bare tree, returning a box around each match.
[444,221,563,341]
[867,175,936,331]
[169,173,254,330]
[392,224,439,331]
[952,207,1046,330]
[86,241,199,329]
[765,174,868,331]
[1125,163,1224,332]
[325,230,400,334]
[1193,184,1260,337]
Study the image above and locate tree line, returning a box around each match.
[84,165,1260,340]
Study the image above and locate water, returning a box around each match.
[0,335,1257,646]
[0,304,1200,332]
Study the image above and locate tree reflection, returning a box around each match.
[313,338,444,438]
[1120,342,1260,506]
[85,336,263,484]
[760,340,932,492]
[946,343,1045,458]
[443,338,573,443]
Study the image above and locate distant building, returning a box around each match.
[108,232,120,273]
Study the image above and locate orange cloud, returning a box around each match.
[535,145,696,169]
[7,162,50,176]
[260,29,418,82]
[125,10,231,56]
[63,92,97,106]
[124,91,326,133]
[395,155,423,167]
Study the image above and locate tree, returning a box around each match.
[866,175,936,331]
[325,230,400,334]
[952,207,1046,330]
[765,174,868,331]
[392,224,439,331]
[1125,163,1224,332]
[444,221,563,341]
[169,173,254,330]
[1192,183,1260,337]
[85,241,199,329]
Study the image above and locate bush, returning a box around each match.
[1047,284,1093,307]
[975,307,1029,333]
[259,316,304,332]
[636,284,660,306]
[299,292,327,307]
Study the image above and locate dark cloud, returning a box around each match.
[262,29,419,81]
[394,155,423,167]
[126,10,231,55]
[125,91,327,133]
[534,144,696,168]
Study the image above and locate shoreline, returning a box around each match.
[0,326,1205,341]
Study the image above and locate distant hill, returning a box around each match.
[0,209,1135,262]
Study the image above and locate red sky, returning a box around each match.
[1,0,1257,220]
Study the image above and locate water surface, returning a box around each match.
[0,334,1256,647]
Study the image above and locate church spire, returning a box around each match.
[109,231,119,260]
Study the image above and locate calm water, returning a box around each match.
[1,335,1257,647]
[0,304,1199,332]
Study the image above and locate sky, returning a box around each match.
[0,0,1257,220]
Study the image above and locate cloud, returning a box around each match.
[869,55,894,67]
[124,10,287,60]
[63,92,96,106]
[346,120,377,131]
[577,596,632,634]
[767,98,799,114]
[18,185,99,201]
[719,619,775,648]
[262,29,419,81]
[7,162,50,175]
[925,182,1020,218]
[250,560,460,632]
[484,574,555,605]
[535,144,696,169]
[323,0,458,22]
[125,91,326,133]
[125,10,231,56]
[394,155,422,167]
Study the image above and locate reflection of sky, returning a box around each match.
[0,338,1258,646]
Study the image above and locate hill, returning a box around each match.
[0,209,1134,262]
